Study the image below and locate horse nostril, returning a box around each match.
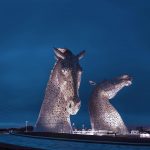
[69,103,72,108]
[77,101,81,108]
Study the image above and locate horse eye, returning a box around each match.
[62,69,67,74]
[62,69,65,73]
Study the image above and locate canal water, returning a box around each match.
[0,134,149,150]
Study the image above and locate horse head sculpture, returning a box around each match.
[35,48,85,133]
[96,75,132,100]
[89,75,132,134]
[53,48,85,115]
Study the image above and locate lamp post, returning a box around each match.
[25,121,28,132]
[72,122,75,131]
[82,124,85,130]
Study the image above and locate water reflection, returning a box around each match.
[0,134,149,150]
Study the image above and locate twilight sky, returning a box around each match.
[0,0,150,128]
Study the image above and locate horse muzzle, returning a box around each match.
[67,97,81,115]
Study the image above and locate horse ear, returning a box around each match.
[76,50,85,60]
[53,47,65,60]
[89,80,96,86]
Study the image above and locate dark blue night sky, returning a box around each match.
[0,0,150,128]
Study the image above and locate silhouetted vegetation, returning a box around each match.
[0,126,33,133]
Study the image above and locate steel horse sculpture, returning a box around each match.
[35,48,85,133]
[89,75,132,134]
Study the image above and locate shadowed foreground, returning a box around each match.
[0,141,42,150]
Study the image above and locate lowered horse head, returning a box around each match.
[52,48,85,115]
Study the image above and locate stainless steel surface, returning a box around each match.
[89,75,132,134]
[35,48,85,133]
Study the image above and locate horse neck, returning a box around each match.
[44,60,70,118]
[91,87,110,109]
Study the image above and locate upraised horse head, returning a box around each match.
[89,75,132,100]
[53,48,85,115]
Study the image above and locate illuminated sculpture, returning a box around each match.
[35,48,85,133]
[89,75,132,134]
